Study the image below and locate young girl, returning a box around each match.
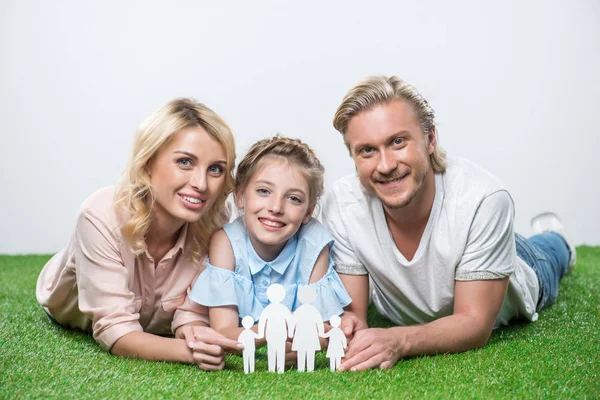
[189,136,351,347]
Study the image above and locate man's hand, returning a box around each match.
[339,327,403,371]
[340,311,368,341]
[176,324,243,370]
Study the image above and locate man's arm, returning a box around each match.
[339,277,509,371]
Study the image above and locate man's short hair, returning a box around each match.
[333,76,447,173]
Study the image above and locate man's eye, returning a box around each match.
[393,138,404,146]
[361,147,374,155]
[177,158,192,167]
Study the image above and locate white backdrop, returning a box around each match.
[1,0,598,254]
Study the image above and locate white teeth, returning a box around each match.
[181,195,201,204]
[261,219,284,228]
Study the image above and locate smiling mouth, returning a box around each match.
[376,173,408,185]
[178,194,205,204]
[259,218,285,228]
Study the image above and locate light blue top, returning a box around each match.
[189,217,352,322]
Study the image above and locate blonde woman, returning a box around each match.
[36,98,242,370]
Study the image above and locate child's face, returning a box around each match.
[236,158,313,261]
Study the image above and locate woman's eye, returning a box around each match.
[209,165,224,175]
[177,158,192,168]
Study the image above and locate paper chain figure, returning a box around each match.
[238,283,347,374]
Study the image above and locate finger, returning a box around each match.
[342,331,370,360]
[194,351,225,366]
[197,361,226,371]
[196,329,244,351]
[193,341,224,357]
[341,316,356,336]
[346,353,383,372]
[180,327,196,348]
[339,344,376,372]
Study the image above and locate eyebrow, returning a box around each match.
[254,179,307,195]
[175,151,226,165]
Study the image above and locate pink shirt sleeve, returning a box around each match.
[75,210,143,351]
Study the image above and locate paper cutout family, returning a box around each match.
[237,284,347,374]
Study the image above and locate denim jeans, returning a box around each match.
[515,232,570,311]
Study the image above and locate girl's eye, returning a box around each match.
[288,195,303,204]
[177,158,193,168]
[257,188,270,195]
[209,165,224,175]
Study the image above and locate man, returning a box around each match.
[322,76,575,371]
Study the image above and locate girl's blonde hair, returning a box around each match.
[114,98,236,262]
[333,75,447,173]
[234,136,324,212]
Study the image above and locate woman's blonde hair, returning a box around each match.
[333,76,447,173]
[234,136,324,212]
[114,98,236,262]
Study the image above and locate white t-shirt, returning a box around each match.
[321,156,539,327]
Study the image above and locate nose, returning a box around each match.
[190,169,207,192]
[376,149,396,175]
[268,196,284,214]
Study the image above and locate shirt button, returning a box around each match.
[262,280,269,286]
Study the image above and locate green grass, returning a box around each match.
[1,248,599,399]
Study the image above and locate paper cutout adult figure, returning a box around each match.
[290,286,325,372]
[257,284,294,373]
[323,315,347,372]
[238,316,259,374]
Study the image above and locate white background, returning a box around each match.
[1,0,598,254]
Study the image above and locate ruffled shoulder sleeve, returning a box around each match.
[188,261,267,322]
[304,266,352,321]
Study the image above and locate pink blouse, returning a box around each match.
[36,187,215,351]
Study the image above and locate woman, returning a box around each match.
[36,98,242,370]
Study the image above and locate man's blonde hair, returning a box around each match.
[333,76,447,173]
[114,98,236,262]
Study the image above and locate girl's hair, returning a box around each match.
[333,75,447,173]
[234,136,324,212]
[114,98,236,262]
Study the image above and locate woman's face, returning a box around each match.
[148,126,227,231]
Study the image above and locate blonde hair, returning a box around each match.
[114,98,236,262]
[333,76,447,173]
[234,136,324,212]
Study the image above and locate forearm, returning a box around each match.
[110,331,194,363]
[394,313,493,358]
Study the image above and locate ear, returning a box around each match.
[234,189,245,210]
[302,205,315,224]
[426,126,437,155]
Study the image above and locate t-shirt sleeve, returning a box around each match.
[320,190,368,276]
[455,190,516,281]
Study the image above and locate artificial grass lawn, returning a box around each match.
[0,249,598,399]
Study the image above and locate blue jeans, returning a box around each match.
[515,232,570,311]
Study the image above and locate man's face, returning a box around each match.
[345,99,435,211]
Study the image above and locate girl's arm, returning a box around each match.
[207,230,267,350]
[308,245,329,283]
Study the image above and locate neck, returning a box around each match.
[383,168,436,233]
[146,209,185,259]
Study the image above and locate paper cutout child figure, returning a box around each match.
[237,316,259,374]
[323,315,347,372]
[289,286,325,372]
[257,284,294,373]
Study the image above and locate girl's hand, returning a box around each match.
[285,338,297,367]
[340,311,368,342]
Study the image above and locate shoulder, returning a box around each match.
[298,218,333,246]
[208,229,235,271]
[76,186,121,232]
[443,156,511,205]
[323,174,366,206]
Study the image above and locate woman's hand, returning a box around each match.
[177,324,243,370]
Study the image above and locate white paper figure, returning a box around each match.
[289,285,325,372]
[238,316,259,374]
[257,284,294,373]
[323,315,347,372]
